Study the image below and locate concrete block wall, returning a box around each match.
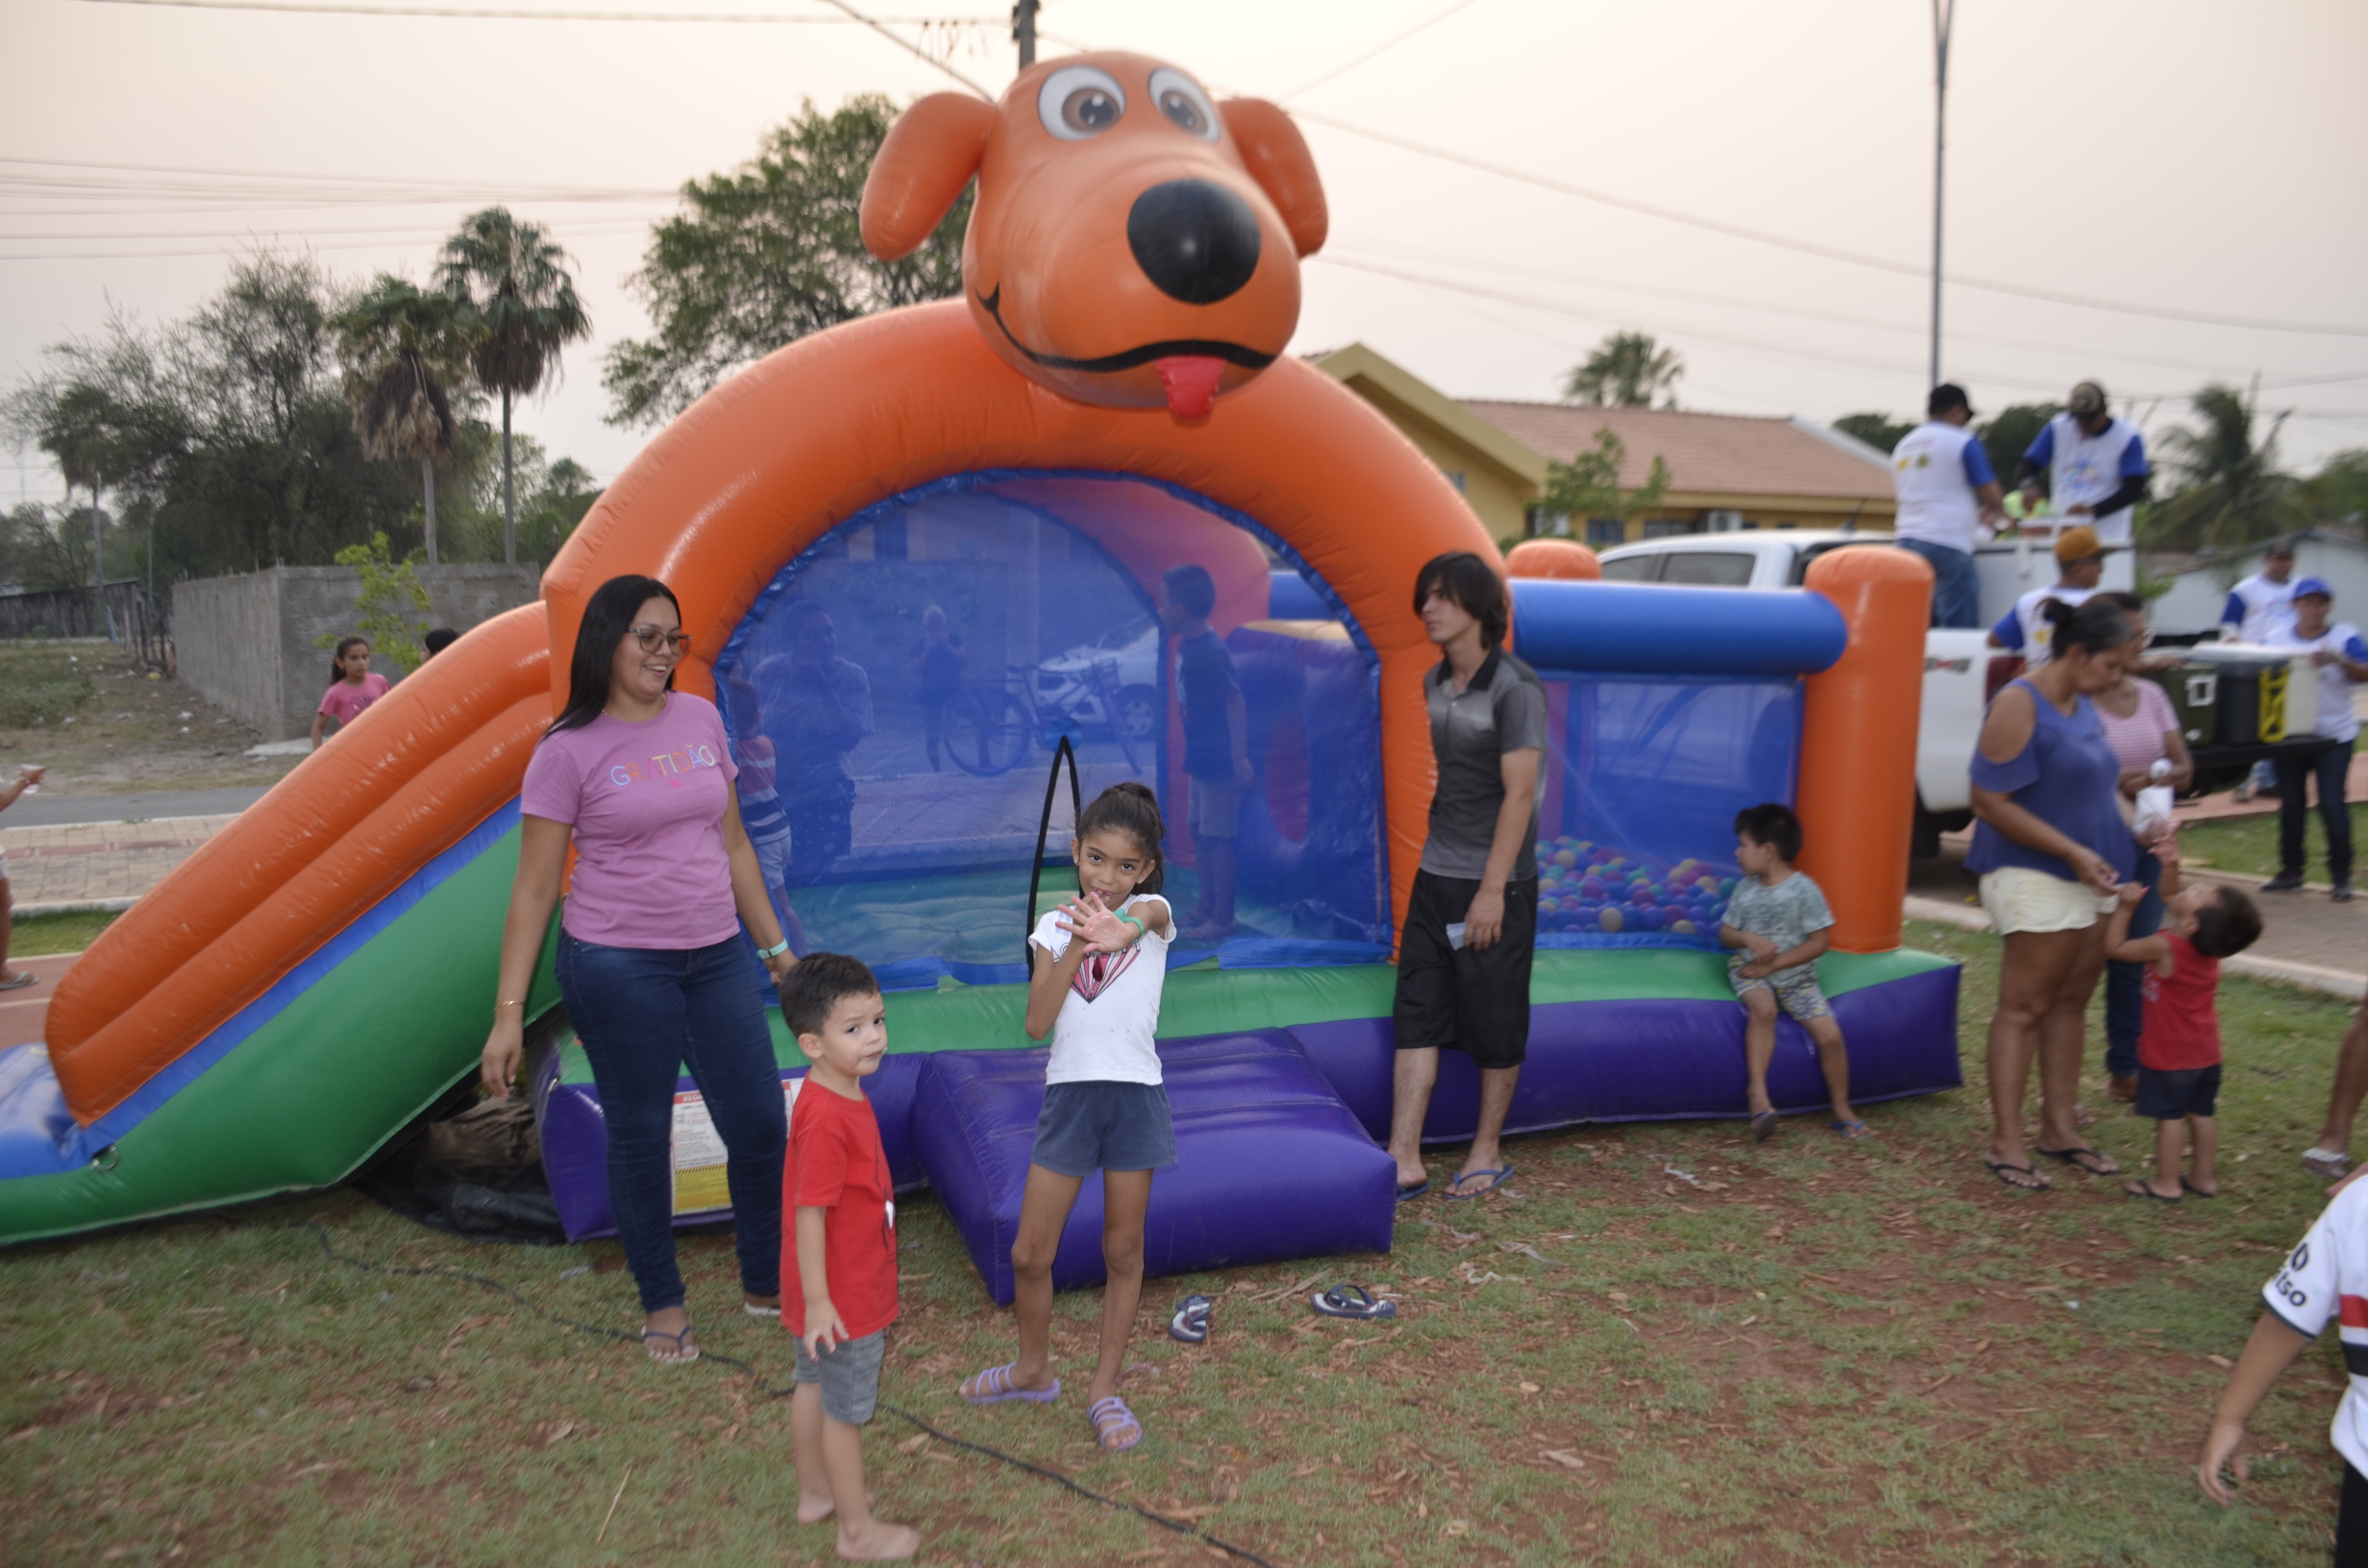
[175,564,541,740]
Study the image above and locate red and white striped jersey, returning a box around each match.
[2264,1177,2368,1473]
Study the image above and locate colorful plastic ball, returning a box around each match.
[1597,907,1623,933]
[1579,877,1605,898]
[1553,848,1578,869]
[1670,919,1696,935]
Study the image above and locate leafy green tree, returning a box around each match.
[1530,428,1672,550]
[1561,331,1684,409]
[1974,403,2060,487]
[602,96,972,429]
[333,277,472,565]
[2297,450,2368,527]
[317,530,432,674]
[2150,383,2294,551]
[1834,412,1913,455]
[436,208,591,566]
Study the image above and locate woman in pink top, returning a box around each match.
[2092,592,2194,1101]
[479,575,800,1365]
[309,637,392,748]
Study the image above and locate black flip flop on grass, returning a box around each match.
[2125,1179,2183,1204]
[2034,1144,2119,1177]
[1986,1159,2050,1191]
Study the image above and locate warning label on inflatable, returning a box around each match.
[671,1079,802,1216]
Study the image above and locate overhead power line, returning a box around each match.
[1293,111,2368,339]
[1276,0,1491,104]
[79,0,995,22]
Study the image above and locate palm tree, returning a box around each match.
[2151,381,2295,551]
[333,276,468,564]
[436,208,591,565]
[36,382,149,638]
[1562,331,1685,408]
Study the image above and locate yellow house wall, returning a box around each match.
[1345,384,1537,543]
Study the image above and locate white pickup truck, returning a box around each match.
[1595,529,2330,857]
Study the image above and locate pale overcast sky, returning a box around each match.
[4,0,2363,507]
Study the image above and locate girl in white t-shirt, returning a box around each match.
[958,781,1173,1455]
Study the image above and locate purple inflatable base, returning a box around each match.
[911,1033,1398,1307]
[1290,965,1963,1143]
[535,1051,931,1245]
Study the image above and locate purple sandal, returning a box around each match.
[961,1362,1060,1405]
[1089,1394,1143,1452]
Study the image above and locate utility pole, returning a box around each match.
[1012,0,1037,68]
[1929,0,1956,392]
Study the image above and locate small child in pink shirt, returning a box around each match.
[311,636,391,747]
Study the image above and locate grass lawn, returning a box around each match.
[3,919,2360,1565]
[2181,804,2368,882]
[7,909,122,957]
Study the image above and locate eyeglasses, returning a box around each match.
[629,625,691,655]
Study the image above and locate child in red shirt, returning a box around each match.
[779,953,917,1561]
[2105,839,2263,1203]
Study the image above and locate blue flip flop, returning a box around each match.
[1169,1294,1212,1344]
[1310,1284,1396,1321]
[1394,1179,1431,1205]
[1443,1164,1514,1200]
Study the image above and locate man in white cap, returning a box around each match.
[1889,382,2006,627]
[2014,381,2152,547]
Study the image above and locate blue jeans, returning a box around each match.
[2278,738,2356,883]
[1899,538,1982,628]
[2104,849,2162,1080]
[556,931,786,1313]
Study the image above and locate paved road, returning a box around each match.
[4,786,272,827]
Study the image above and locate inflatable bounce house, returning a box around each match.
[0,54,1957,1296]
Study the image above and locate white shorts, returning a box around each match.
[1979,866,2115,936]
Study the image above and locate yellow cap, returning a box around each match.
[2055,525,2105,564]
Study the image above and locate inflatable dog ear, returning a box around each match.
[1220,98,1327,257]
[861,93,997,261]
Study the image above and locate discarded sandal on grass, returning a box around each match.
[1169,1294,1212,1345]
[1310,1284,1396,1321]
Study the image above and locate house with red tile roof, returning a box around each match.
[1313,344,1898,548]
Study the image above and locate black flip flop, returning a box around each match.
[2034,1144,2119,1177]
[1310,1284,1396,1321]
[2181,1177,2220,1199]
[1749,1110,1779,1142]
[1985,1159,2050,1191]
[2125,1179,2183,1204]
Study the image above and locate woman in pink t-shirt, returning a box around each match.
[309,637,392,748]
[480,575,800,1365]
[2091,591,2194,1102]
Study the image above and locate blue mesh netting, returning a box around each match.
[714,471,1390,991]
[1530,673,1804,950]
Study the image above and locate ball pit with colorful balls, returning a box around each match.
[1536,837,1737,940]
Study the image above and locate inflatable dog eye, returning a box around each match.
[861,51,1328,421]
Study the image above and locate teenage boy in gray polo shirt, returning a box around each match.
[1389,551,1545,1202]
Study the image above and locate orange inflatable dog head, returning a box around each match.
[861,53,1327,420]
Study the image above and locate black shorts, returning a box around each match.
[1392,870,1535,1070]
[2134,1063,2221,1120]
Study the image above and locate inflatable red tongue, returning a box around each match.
[1154,355,1226,420]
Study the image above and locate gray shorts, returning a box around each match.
[792,1328,885,1426]
[1187,775,1242,839]
[1030,1081,1177,1176]
[1727,954,1832,1021]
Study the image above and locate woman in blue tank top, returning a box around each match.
[1968,596,2141,1191]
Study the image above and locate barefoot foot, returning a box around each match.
[837,1521,921,1560]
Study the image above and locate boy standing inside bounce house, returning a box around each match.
[1388,552,1545,1202]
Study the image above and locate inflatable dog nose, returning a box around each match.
[1126,180,1262,305]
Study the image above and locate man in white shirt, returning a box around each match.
[2226,541,2301,801]
[1889,382,2006,628]
[2014,380,2151,547]
[2263,576,2368,900]
[2222,539,2300,645]
[1987,526,2108,668]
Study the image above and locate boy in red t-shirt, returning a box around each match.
[778,953,918,1561]
[2105,840,2263,1203]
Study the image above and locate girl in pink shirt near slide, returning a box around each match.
[310,636,390,748]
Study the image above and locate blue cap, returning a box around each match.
[2294,576,2333,600]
